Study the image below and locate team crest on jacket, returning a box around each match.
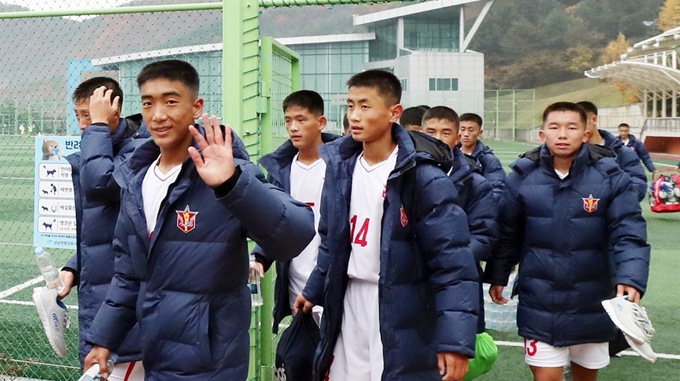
[400,205,408,227]
[176,205,198,233]
[582,194,599,213]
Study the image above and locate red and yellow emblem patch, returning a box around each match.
[400,205,408,227]
[176,205,198,233]
[582,194,600,213]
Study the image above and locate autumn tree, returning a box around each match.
[602,33,632,64]
[658,0,680,31]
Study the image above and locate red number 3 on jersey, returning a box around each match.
[525,339,538,357]
[349,215,370,247]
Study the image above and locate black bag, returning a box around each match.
[274,312,320,381]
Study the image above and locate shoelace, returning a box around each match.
[631,304,655,340]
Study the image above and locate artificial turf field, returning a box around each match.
[0,135,678,380]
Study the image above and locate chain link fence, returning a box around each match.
[0,0,535,380]
[0,3,230,380]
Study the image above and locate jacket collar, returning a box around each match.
[259,132,340,174]
[124,124,250,180]
[321,124,452,175]
[535,143,614,177]
[448,147,475,183]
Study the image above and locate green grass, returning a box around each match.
[489,78,636,129]
[0,136,678,380]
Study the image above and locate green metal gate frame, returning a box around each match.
[249,36,300,381]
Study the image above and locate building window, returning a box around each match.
[404,16,459,52]
[399,78,408,92]
[429,78,459,91]
[369,24,398,62]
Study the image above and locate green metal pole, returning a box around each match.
[223,0,261,153]
[532,89,536,130]
[512,90,516,141]
[257,37,276,381]
[495,90,499,139]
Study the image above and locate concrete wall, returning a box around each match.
[597,103,644,133]
[365,51,484,115]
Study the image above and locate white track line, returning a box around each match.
[0,242,33,246]
[495,340,680,360]
[0,276,43,299]
[0,299,78,309]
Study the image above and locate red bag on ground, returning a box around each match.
[649,169,680,213]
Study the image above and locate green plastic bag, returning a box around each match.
[464,332,498,380]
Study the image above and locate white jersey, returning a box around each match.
[347,146,398,283]
[288,154,326,308]
[142,156,183,237]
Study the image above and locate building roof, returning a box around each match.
[585,59,680,92]
[92,43,222,66]
[275,33,375,46]
[353,0,486,26]
[585,26,680,93]
[627,26,680,57]
[92,33,374,65]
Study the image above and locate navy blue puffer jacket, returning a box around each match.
[64,115,149,365]
[252,133,340,333]
[448,147,498,333]
[466,140,506,202]
[303,126,479,381]
[484,144,650,347]
[600,129,647,201]
[616,133,656,172]
[86,127,315,380]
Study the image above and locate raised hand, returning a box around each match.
[89,86,120,128]
[188,114,236,187]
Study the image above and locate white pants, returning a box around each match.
[524,339,610,370]
[108,361,145,381]
[328,280,383,381]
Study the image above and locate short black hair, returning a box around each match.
[459,113,483,128]
[342,113,349,131]
[618,123,630,129]
[542,102,587,127]
[73,76,124,111]
[347,69,401,105]
[400,106,427,127]
[282,90,324,116]
[417,105,431,110]
[422,106,460,132]
[137,60,200,98]
[576,101,598,116]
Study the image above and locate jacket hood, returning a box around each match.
[471,140,493,157]
[447,148,469,183]
[259,132,340,173]
[599,129,623,150]
[322,124,453,174]
[407,130,454,172]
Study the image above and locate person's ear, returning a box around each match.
[390,104,403,123]
[583,128,592,142]
[318,115,327,131]
[192,97,204,120]
[539,129,546,143]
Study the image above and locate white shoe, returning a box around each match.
[623,332,657,363]
[32,287,69,357]
[601,296,655,344]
